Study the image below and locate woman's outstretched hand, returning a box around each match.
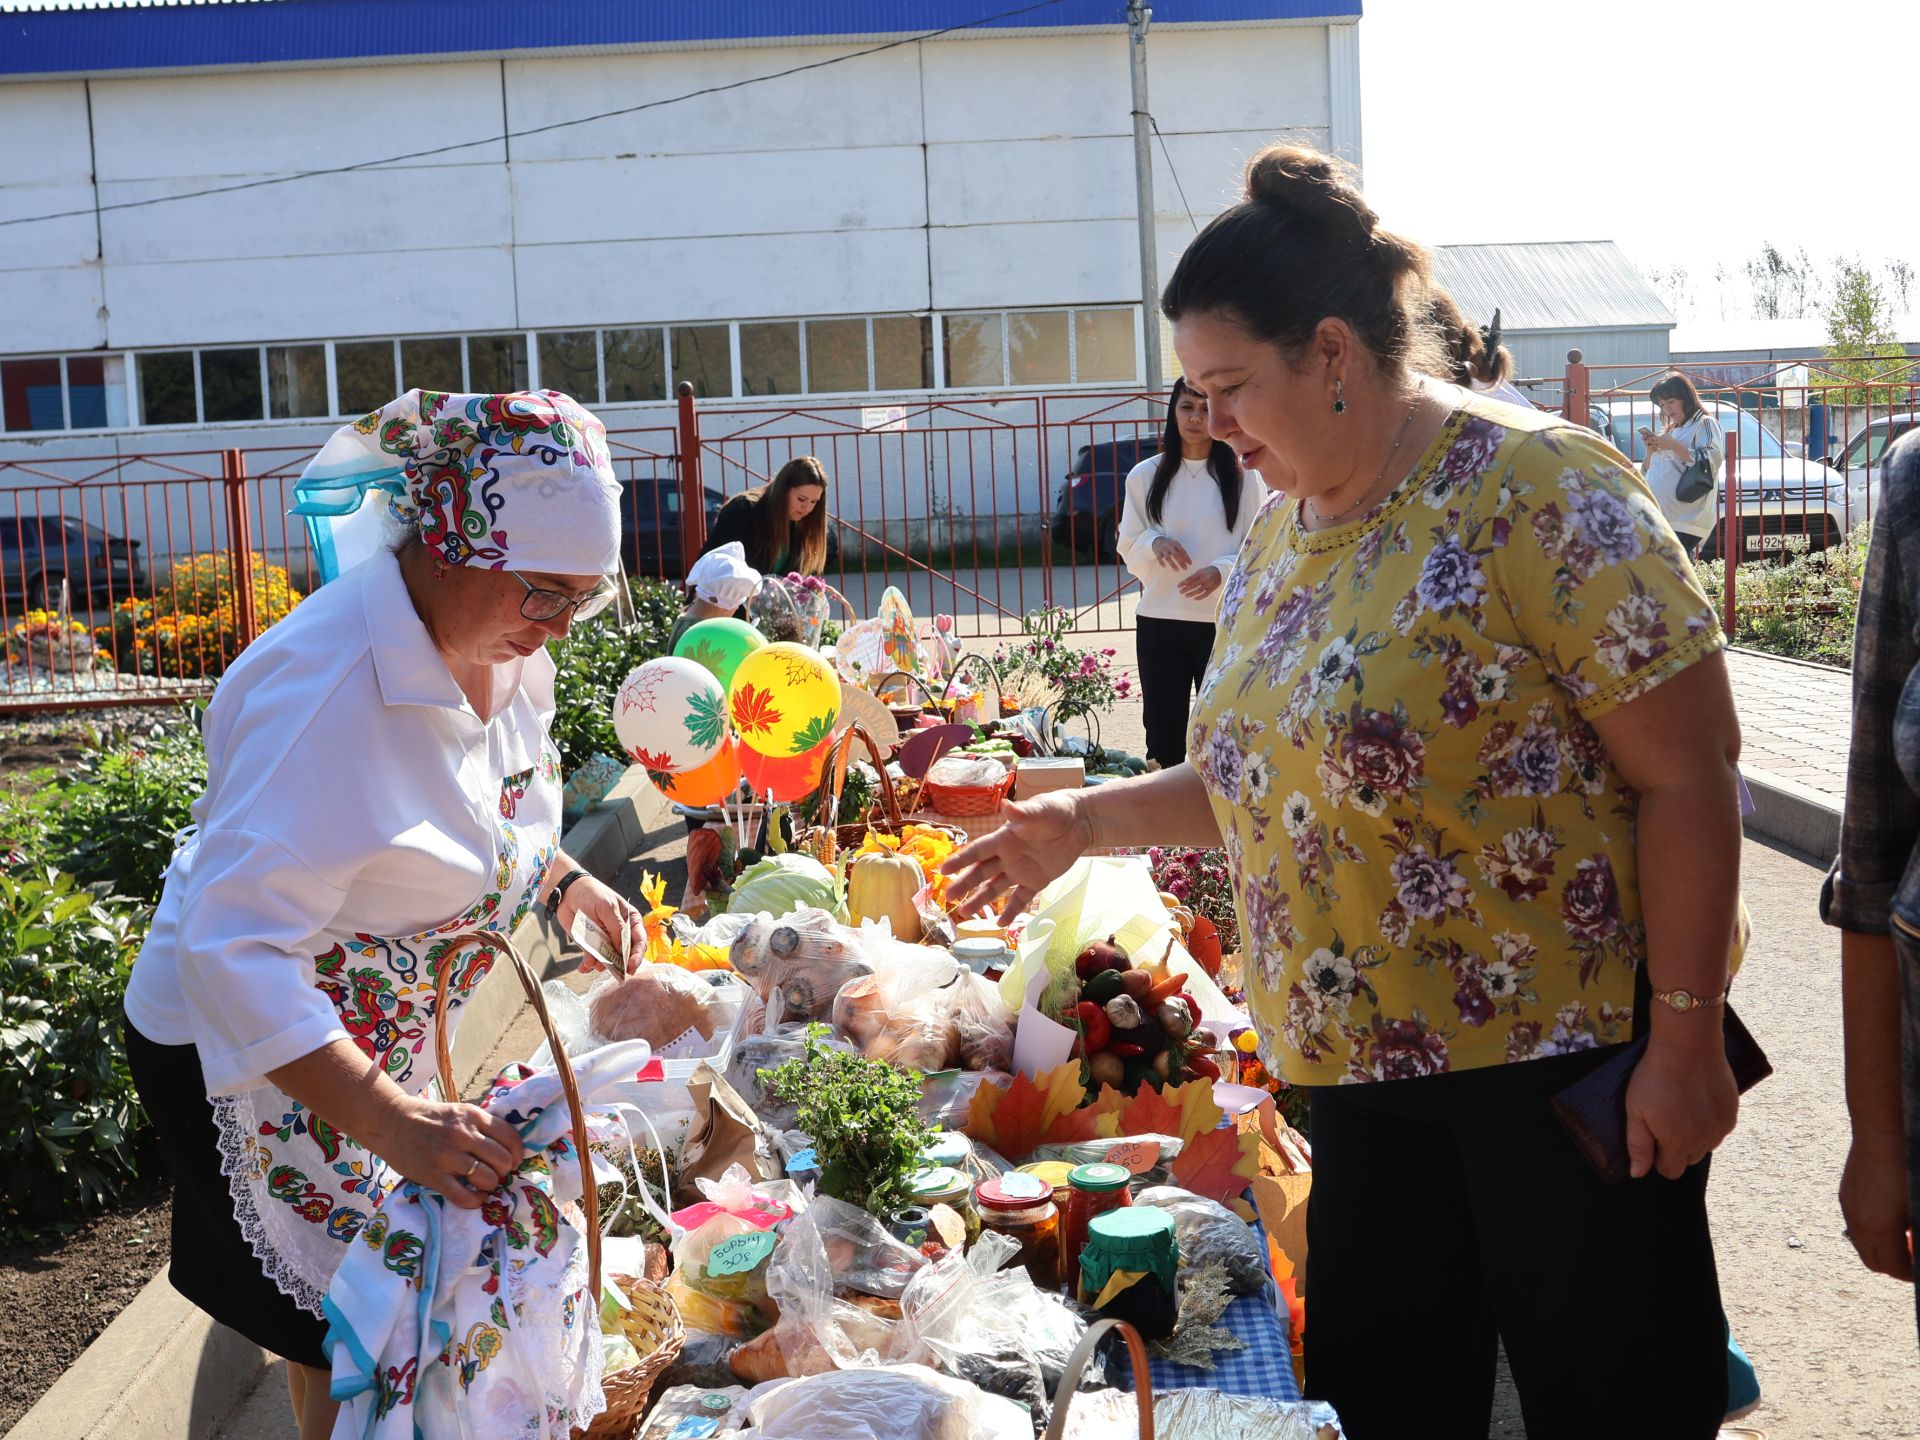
[941,792,1094,919]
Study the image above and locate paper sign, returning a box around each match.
[861,405,909,432]
[929,1203,967,1251]
[1104,1139,1160,1175]
[706,1230,777,1277]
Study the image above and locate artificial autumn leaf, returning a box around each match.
[730,683,784,739]
[1093,1076,1224,1145]
[1271,1236,1306,1357]
[963,1062,1088,1161]
[1169,1124,1260,1213]
[790,710,837,755]
[684,689,727,751]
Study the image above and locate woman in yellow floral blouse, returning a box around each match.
[947,145,1744,1438]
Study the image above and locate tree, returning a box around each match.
[1818,259,1905,408]
[1886,258,1914,314]
[1642,262,1692,322]
[1743,242,1820,320]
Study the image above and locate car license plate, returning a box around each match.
[1745,533,1810,554]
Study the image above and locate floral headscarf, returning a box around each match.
[293,390,622,581]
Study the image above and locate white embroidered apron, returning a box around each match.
[213,744,563,1317]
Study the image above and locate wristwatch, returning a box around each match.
[545,867,589,922]
[1651,980,1731,1014]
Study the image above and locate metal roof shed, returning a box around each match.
[1431,240,1674,393]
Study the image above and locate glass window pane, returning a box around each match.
[604,327,666,403]
[873,315,933,391]
[539,331,598,404]
[942,315,1003,389]
[805,318,869,394]
[138,351,196,425]
[201,348,263,423]
[336,341,397,416]
[739,322,802,397]
[467,333,528,394]
[669,325,731,400]
[401,337,463,393]
[1074,309,1136,383]
[65,355,127,428]
[2,357,64,432]
[1008,311,1070,386]
[267,344,328,418]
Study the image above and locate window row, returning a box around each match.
[0,307,1141,434]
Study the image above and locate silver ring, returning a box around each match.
[463,1157,481,1184]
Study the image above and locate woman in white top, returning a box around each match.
[121,389,647,1440]
[1116,377,1266,767]
[1641,371,1726,558]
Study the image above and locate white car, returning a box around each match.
[1590,400,1861,561]
[1824,411,1918,505]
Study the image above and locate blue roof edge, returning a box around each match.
[1,0,1364,79]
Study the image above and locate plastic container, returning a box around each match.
[908,1165,981,1246]
[1061,1162,1132,1296]
[1077,1206,1179,1341]
[975,1173,1063,1292]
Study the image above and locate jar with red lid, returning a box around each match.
[974,1173,1063,1292]
[1061,1161,1132,1295]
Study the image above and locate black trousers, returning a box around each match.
[1135,614,1216,769]
[1303,1048,1727,1440]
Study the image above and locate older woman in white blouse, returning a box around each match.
[122,389,645,1440]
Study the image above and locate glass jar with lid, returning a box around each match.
[1061,1161,1132,1295]
[974,1173,1064,1292]
[907,1164,981,1246]
[1077,1205,1179,1340]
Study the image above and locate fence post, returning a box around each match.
[1563,349,1589,425]
[222,448,261,649]
[677,382,707,575]
[1721,430,1740,642]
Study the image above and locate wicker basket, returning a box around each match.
[797,722,966,865]
[920,763,1016,818]
[1043,1317,1152,1440]
[430,934,683,1440]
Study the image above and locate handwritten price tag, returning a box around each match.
[1105,1140,1160,1175]
[705,1230,776,1277]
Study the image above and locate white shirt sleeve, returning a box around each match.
[1115,457,1167,585]
[175,826,354,1096]
[1212,468,1268,576]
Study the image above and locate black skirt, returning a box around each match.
[123,1016,331,1370]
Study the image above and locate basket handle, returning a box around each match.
[807,721,901,862]
[1043,1317,1152,1440]
[433,930,601,1298]
[937,652,1003,709]
[872,669,942,710]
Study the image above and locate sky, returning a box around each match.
[1357,0,1920,322]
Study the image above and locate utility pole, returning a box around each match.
[1127,0,1162,389]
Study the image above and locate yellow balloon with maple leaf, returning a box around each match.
[727,641,841,760]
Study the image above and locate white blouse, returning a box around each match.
[122,549,558,1096]
[1116,455,1267,623]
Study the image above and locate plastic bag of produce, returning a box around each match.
[730,908,874,1028]
[731,1364,1029,1440]
[830,943,1013,1073]
[668,1165,806,1339]
[1137,1184,1270,1295]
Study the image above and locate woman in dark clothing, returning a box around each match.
[702,455,835,577]
[1826,427,1920,1331]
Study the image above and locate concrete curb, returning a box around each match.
[1742,770,1841,868]
[2,766,659,1440]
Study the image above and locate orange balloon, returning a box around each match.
[652,736,742,808]
[737,735,832,801]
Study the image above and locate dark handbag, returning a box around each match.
[1550,1006,1771,1183]
[1673,448,1716,504]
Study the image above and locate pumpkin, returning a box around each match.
[847,850,924,941]
[1186,913,1223,977]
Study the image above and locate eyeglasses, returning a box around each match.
[513,572,618,623]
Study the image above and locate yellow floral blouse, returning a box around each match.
[1190,391,1725,1084]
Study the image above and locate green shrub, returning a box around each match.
[1693,523,1867,668]
[547,577,685,780]
[0,869,150,1222]
[44,713,206,905]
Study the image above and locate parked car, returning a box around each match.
[1051,434,1158,561]
[0,514,145,605]
[1589,399,1859,561]
[1824,411,1918,507]
[620,476,723,579]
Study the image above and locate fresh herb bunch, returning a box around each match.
[759,1023,932,1218]
[595,1143,671,1243]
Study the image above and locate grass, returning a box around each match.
[1692,524,1867,669]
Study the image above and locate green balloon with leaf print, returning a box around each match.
[673,617,766,693]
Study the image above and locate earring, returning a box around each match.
[1332,380,1347,416]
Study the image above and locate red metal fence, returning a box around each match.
[2,359,1909,712]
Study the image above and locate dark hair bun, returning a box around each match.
[1243,146,1375,241]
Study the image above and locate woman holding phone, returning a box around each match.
[1640,372,1724,559]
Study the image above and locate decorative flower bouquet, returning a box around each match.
[10,608,96,673]
[991,606,1132,727]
